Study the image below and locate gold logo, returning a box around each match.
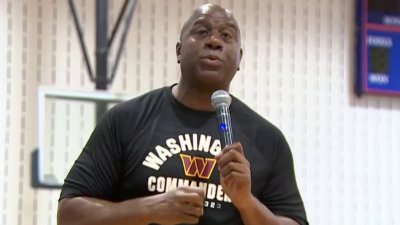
[180,154,216,179]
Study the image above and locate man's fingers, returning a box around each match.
[223,142,244,154]
[155,186,206,225]
[220,171,252,190]
[177,191,204,224]
[217,150,249,168]
[181,202,204,217]
[222,171,249,182]
[179,186,205,197]
[176,194,204,208]
[175,187,205,207]
[219,161,250,177]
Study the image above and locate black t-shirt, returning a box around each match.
[60,85,308,225]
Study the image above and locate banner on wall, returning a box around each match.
[356,0,400,96]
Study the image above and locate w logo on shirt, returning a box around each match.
[180,154,216,179]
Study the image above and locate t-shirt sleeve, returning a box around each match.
[260,132,308,225]
[59,107,122,201]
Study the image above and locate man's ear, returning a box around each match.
[176,42,182,64]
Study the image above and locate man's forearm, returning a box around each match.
[57,196,153,225]
[57,186,205,225]
[238,195,299,225]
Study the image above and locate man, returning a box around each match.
[57,3,308,225]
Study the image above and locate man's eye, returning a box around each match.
[221,32,232,39]
[196,29,209,35]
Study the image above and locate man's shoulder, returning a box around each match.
[232,97,279,129]
[231,96,285,143]
[112,86,168,112]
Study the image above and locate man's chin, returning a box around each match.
[197,71,226,83]
[194,74,230,90]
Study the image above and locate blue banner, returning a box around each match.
[356,0,400,96]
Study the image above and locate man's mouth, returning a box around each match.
[205,55,221,60]
[200,58,223,67]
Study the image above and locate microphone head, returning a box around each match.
[211,90,232,109]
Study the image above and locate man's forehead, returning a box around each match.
[192,15,238,28]
[189,5,239,28]
[179,4,240,40]
[197,3,232,15]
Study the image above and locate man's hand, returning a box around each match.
[151,186,205,225]
[215,142,252,210]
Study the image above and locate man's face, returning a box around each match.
[177,7,242,91]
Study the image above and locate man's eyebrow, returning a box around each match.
[225,22,239,31]
[191,17,212,26]
[191,18,239,31]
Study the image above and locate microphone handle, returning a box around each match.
[216,105,233,148]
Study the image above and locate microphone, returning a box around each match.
[211,90,233,148]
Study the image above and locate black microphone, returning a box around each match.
[211,90,233,148]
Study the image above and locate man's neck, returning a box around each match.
[172,84,215,111]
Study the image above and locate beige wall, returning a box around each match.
[1,0,400,225]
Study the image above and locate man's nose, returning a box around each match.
[205,34,223,50]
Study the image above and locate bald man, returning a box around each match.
[57,4,308,225]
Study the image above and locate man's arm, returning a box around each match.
[236,195,299,225]
[215,142,301,225]
[57,186,205,225]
